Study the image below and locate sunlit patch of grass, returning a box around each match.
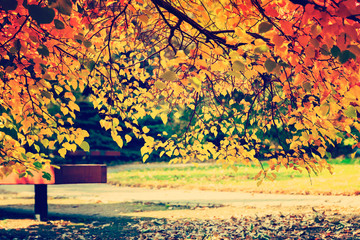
[108,160,360,195]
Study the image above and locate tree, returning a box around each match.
[1,0,360,180]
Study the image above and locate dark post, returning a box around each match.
[34,184,48,221]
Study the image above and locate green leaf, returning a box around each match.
[320,44,330,56]
[344,105,357,119]
[34,144,40,152]
[83,40,92,48]
[331,45,341,58]
[232,60,245,72]
[42,171,52,181]
[79,141,90,152]
[303,82,312,92]
[264,59,277,72]
[54,19,65,29]
[258,22,273,33]
[339,50,356,64]
[37,45,49,57]
[26,171,34,177]
[21,153,27,160]
[0,0,18,11]
[28,5,55,24]
[278,61,290,68]
[41,90,52,99]
[160,71,177,81]
[19,172,26,178]
[154,80,166,90]
[74,34,84,43]
[49,0,72,16]
[254,45,269,54]
[228,71,241,78]
[41,139,49,148]
[33,161,43,170]
[87,60,96,71]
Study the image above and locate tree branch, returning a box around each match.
[151,0,246,50]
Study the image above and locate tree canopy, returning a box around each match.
[1,0,360,180]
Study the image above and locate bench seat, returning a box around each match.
[0,164,107,220]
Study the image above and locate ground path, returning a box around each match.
[1,182,360,219]
[1,163,360,239]
[1,162,360,219]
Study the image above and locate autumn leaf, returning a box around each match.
[258,22,273,33]
[264,59,276,72]
[160,71,177,81]
[79,141,90,152]
[232,60,245,72]
[54,19,65,29]
[37,45,49,57]
[1,0,360,180]
[48,0,72,16]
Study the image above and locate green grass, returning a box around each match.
[108,159,360,195]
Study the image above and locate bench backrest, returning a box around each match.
[0,164,107,184]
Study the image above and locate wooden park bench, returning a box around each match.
[0,164,107,221]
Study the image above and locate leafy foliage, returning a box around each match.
[1,0,360,179]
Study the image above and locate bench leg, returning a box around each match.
[34,184,48,221]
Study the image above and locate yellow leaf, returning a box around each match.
[64,92,75,101]
[273,95,281,103]
[80,141,90,151]
[142,126,150,134]
[61,106,69,115]
[232,60,245,72]
[68,101,80,112]
[317,147,326,157]
[288,117,296,125]
[54,85,63,95]
[189,77,201,89]
[113,118,120,128]
[311,24,322,36]
[254,45,269,54]
[125,134,132,143]
[213,47,223,55]
[106,0,117,7]
[345,105,357,119]
[160,71,177,81]
[228,71,241,78]
[115,135,123,148]
[319,104,329,116]
[154,81,166,90]
[100,120,112,131]
[58,148,67,158]
[294,122,304,130]
[41,139,49,148]
[160,114,168,125]
[142,155,149,162]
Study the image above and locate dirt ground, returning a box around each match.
[1,167,360,239]
[1,187,360,238]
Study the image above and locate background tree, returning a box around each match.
[1,0,360,180]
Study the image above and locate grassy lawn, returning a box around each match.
[108,158,360,195]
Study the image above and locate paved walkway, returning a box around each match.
[1,184,360,207]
